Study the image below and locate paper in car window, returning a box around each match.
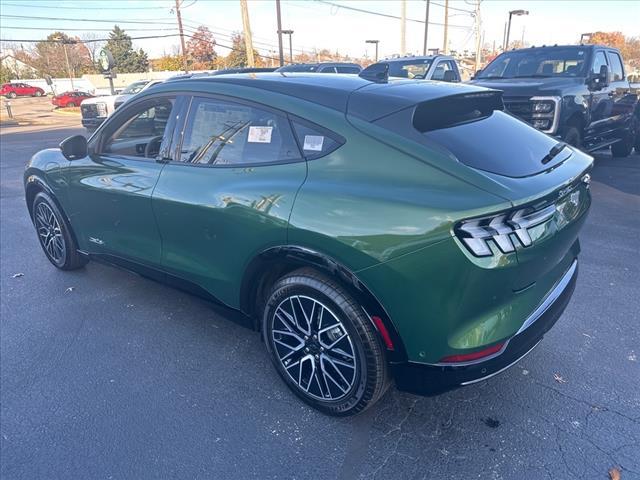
[248,126,273,143]
[303,135,324,151]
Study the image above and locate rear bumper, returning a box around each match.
[391,258,578,396]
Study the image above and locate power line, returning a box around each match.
[1,26,179,32]
[314,0,471,28]
[0,2,174,10]
[0,14,178,25]
[0,34,184,44]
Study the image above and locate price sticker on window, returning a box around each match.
[248,126,273,143]
[303,135,324,152]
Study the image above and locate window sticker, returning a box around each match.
[247,126,273,143]
[303,135,324,151]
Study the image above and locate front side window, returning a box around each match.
[591,51,608,75]
[179,97,301,166]
[336,66,361,74]
[431,61,457,81]
[606,52,624,81]
[102,97,175,158]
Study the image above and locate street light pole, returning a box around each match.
[504,9,528,50]
[280,29,294,63]
[365,40,379,62]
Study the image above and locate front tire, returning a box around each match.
[263,268,390,416]
[32,192,87,270]
[67,102,76,108]
[561,125,582,149]
[7,92,17,99]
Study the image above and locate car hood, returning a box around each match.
[81,93,131,106]
[469,77,584,96]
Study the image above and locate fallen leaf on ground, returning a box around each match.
[554,373,567,384]
[609,467,621,480]
[11,273,24,278]
[65,287,75,293]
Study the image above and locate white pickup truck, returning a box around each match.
[80,79,164,131]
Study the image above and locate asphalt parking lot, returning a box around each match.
[1,119,639,479]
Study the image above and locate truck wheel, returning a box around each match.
[562,126,582,149]
[611,119,636,158]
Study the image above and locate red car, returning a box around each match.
[1,82,45,98]
[52,91,93,108]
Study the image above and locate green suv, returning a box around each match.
[24,73,593,416]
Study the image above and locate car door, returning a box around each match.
[152,95,308,307]
[585,49,613,140]
[67,94,185,266]
[605,50,635,133]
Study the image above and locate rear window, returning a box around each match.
[422,110,566,177]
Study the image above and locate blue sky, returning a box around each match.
[1,0,638,59]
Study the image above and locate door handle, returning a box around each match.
[607,91,616,97]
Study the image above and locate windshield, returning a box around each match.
[121,81,149,94]
[477,48,590,79]
[387,59,433,79]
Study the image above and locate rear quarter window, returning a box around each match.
[291,119,344,159]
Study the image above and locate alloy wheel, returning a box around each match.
[271,295,358,401]
[34,201,66,265]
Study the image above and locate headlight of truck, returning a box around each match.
[96,102,107,117]
[530,96,560,134]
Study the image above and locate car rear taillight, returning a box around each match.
[439,342,505,363]
[455,204,555,257]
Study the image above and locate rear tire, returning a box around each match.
[32,192,87,270]
[67,102,76,108]
[263,268,390,416]
[35,91,42,97]
[7,92,17,99]
[611,121,635,158]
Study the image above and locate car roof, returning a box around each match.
[505,44,617,52]
[382,55,451,62]
[163,72,491,121]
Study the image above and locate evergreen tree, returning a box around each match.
[105,26,149,73]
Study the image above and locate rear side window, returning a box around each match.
[179,97,301,166]
[291,119,344,159]
[336,66,361,74]
[606,52,624,81]
[431,60,458,81]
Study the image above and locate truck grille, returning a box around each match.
[81,104,98,118]
[503,96,533,122]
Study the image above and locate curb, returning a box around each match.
[52,108,81,117]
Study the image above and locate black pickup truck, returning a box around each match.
[470,45,639,157]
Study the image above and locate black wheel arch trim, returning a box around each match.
[240,245,409,363]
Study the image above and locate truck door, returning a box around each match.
[585,50,612,141]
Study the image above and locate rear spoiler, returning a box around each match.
[413,91,504,132]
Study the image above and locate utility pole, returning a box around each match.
[422,0,430,56]
[474,0,481,72]
[443,0,449,54]
[240,0,255,67]
[275,0,285,66]
[400,0,406,56]
[174,0,188,72]
[54,36,74,90]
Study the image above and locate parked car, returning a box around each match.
[25,72,593,415]
[52,91,93,108]
[80,79,164,131]
[470,45,640,156]
[1,82,45,98]
[211,67,277,75]
[276,62,362,74]
[365,55,462,82]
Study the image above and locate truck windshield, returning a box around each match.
[121,81,149,94]
[477,48,589,79]
[387,60,433,79]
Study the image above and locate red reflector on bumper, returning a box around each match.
[439,342,505,363]
[371,316,394,351]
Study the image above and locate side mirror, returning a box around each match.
[471,68,482,80]
[359,62,389,83]
[590,64,609,90]
[599,64,609,87]
[443,70,457,82]
[59,135,87,160]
